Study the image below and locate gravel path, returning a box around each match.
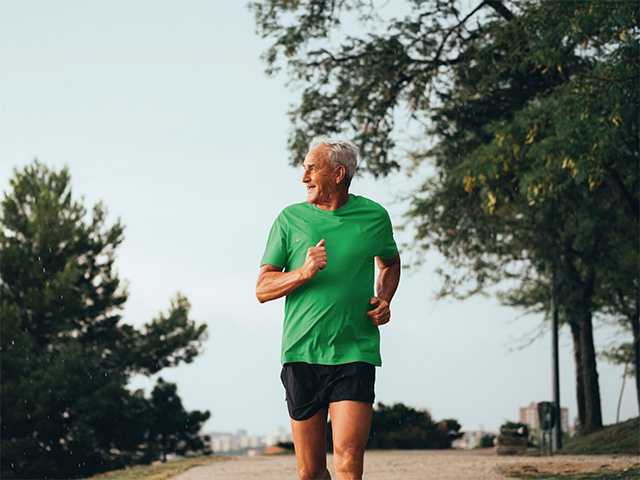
[171,450,639,480]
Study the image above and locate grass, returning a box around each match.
[560,417,639,456]
[502,417,640,479]
[504,467,640,479]
[84,455,227,480]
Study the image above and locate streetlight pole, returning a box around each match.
[551,262,563,450]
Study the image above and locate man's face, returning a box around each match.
[302,145,341,205]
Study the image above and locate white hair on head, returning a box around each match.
[309,136,359,186]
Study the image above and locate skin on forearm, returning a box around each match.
[256,253,399,305]
[257,240,327,303]
[375,255,401,303]
[256,265,310,303]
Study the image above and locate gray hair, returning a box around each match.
[309,136,359,186]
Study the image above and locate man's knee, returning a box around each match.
[298,465,331,480]
[332,445,365,474]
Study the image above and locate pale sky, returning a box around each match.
[1,1,636,438]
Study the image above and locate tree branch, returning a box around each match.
[432,1,489,66]
[484,0,515,21]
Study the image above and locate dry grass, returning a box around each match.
[560,417,640,456]
[85,455,228,480]
[500,460,640,479]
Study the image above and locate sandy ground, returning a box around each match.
[171,449,640,480]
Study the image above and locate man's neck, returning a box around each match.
[315,189,350,211]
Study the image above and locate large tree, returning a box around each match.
[0,161,211,479]
[252,0,639,433]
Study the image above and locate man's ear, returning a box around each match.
[335,164,346,185]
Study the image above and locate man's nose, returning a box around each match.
[302,169,309,183]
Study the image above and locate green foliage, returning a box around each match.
[252,0,640,432]
[148,378,212,462]
[251,0,480,175]
[500,421,529,438]
[601,343,636,376]
[0,161,210,479]
[326,402,462,450]
[368,403,463,449]
[478,433,496,448]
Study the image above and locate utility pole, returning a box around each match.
[551,262,563,450]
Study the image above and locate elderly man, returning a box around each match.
[256,137,401,480]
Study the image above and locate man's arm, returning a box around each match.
[367,253,401,326]
[256,239,327,303]
[375,253,401,302]
[255,264,308,303]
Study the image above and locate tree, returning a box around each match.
[404,0,638,430]
[326,402,461,450]
[252,0,639,433]
[0,161,211,479]
[594,221,640,415]
[368,402,461,449]
[478,433,496,448]
[148,378,212,462]
[601,343,636,423]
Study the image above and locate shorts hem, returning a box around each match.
[287,401,329,421]
[327,396,375,405]
[281,356,381,367]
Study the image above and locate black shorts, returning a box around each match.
[280,361,376,421]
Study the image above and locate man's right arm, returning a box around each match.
[256,239,327,303]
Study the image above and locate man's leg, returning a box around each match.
[290,406,332,480]
[329,400,373,480]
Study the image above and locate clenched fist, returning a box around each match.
[367,296,391,326]
[301,239,327,280]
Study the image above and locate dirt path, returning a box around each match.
[171,450,639,480]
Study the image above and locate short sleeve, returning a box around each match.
[376,210,398,260]
[260,213,288,268]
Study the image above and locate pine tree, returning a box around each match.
[0,161,211,478]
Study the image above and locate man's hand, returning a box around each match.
[255,239,328,303]
[301,239,327,280]
[367,296,391,326]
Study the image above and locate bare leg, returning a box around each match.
[290,406,332,480]
[329,400,373,480]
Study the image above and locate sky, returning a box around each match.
[1,1,636,438]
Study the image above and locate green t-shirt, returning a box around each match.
[261,193,398,366]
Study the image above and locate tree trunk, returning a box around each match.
[632,294,640,415]
[579,312,603,433]
[569,321,586,432]
[562,244,603,434]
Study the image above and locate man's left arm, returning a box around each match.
[367,253,401,326]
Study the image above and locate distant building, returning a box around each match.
[519,402,571,434]
[206,427,292,454]
[265,426,292,447]
[208,429,268,454]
